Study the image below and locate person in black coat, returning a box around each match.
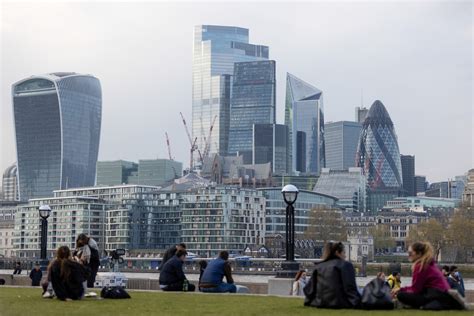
[159,250,195,292]
[50,246,87,300]
[160,243,186,270]
[29,263,43,286]
[304,241,361,309]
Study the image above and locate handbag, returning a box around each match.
[361,278,394,310]
[100,286,131,299]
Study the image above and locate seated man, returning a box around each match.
[199,251,236,293]
[159,249,195,292]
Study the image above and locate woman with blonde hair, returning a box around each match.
[394,241,465,310]
[291,270,307,296]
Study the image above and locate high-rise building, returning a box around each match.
[228,60,276,163]
[2,164,19,201]
[355,106,369,124]
[285,73,325,175]
[462,169,474,206]
[192,25,269,159]
[96,160,138,186]
[356,100,403,211]
[137,159,182,186]
[451,175,467,200]
[400,155,415,196]
[414,175,427,195]
[12,73,102,201]
[253,124,289,174]
[314,168,367,212]
[324,121,362,170]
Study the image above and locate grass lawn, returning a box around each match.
[0,287,470,316]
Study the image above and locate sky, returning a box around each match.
[1,1,472,183]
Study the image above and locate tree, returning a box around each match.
[304,207,346,243]
[406,218,445,260]
[369,225,396,253]
[445,205,474,262]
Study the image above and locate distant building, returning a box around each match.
[384,196,459,210]
[253,124,289,174]
[0,201,23,258]
[414,175,427,195]
[2,164,19,201]
[355,106,369,124]
[313,168,367,212]
[12,73,102,200]
[324,121,362,170]
[271,175,319,192]
[400,155,415,196]
[343,211,376,237]
[228,60,276,163]
[96,160,138,185]
[285,73,325,175]
[347,235,374,262]
[451,175,467,200]
[462,169,474,206]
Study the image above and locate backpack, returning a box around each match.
[361,278,394,310]
[100,286,131,299]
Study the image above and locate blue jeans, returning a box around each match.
[201,283,237,293]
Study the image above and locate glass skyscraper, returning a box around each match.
[285,73,325,175]
[324,121,362,170]
[400,154,415,196]
[228,60,276,163]
[192,25,269,161]
[253,124,289,174]
[12,73,102,200]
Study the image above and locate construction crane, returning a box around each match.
[202,115,217,159]
[164,132,178,179]
[179,112,202,170]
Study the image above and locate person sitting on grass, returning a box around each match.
[393,242,465,310]
[304,241,361,308]
[160,243,186,270]
[159,249,195,292]
[51,245,88,301]
[387,271,401,291]
[199,251,236,293]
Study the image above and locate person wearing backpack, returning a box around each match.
[74,233,100,295]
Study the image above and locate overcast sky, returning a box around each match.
[1,1,472,183]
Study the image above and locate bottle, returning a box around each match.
[183,279,188,292]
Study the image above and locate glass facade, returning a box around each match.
[13,73,101,201]
[137,159,183,186]
[96,160,138,186]
[192,25,269,161]
[228,60,276,162]
[253,124,289,174]
[324,121,362,170]
[285,73,325,175]
[400,155,415,196]
[2,164,19,201]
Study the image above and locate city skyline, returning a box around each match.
[1,2,472,183]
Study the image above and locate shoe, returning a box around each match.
[447,289,467,310]
[42,291,54,299]
[85,292,97,298]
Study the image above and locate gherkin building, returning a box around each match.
[356,100,402,190]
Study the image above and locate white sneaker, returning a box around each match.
[42,291,54,299]
[85,292,97,298]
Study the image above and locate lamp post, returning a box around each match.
[277,184,300,277]
[38,205,51,271]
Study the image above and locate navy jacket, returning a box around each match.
[29,268,43,286]
[159,256,186,285]
[200,258,234,287]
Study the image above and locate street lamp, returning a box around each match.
[38,205,51,271]
[277,184,300,277]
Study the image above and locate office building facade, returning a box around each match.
[415,175,427,195]
[400,155,415,196]
[324,121,362,170]
[192,25,268,159]
[228,60,276,163]
[253,124,289,174]
[355,106,369,124]
[463,169,474,206]
[96,160,138,186]
[2,164,19,201]
[285,73,325,175]
[12,73,102,201]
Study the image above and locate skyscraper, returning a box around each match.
[355,106,369,124]
[252,124,289,174]
[414,175,427,195]
[2,163,19,201]
[356,100,402,210]
[400,155,415,196]
[12,73,102,200]
[324,121,362,170]
[192,25,269,161]
[285,73,325,175]
[228,60,276,163]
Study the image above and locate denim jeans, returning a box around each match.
[201,283,237,293]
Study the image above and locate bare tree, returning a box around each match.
[304,207,346,243]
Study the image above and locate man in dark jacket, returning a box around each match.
[160,243,186,270]
[13,262,22,275]
[159,250,195,292]
[199,251,236,293]
[29,263,43,286]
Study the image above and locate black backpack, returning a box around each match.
[100,286,131,299]
[361,278,394,310]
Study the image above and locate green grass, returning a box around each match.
[0,287,470,316]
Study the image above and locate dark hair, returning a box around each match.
[219,251,229,261]
[178,243,186,248]
[450,266,458,273]
[76,233,89,248]
[322,242,345,261]
[294,270,306,281]
[176,249,187,258]
[56,246,72,280]
[392,271,400,277]
[442,265,450,271]
[198,260,207,270]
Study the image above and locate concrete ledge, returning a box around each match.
[268,277,293,296]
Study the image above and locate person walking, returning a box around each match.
[393,241,465,310]
[51,246,88,300]
[304,242,361,308]
[291,270,308,296]
[159,249,195,292]
[160,243,186,269]
[199,251,236,293]
[29,263,43,286]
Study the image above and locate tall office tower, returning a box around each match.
[285,73,325,175]
[96,160,139,186]
[2,164,19,201]
[400,155,415,196]
[356,100,403,211]
[228,60,276,163]
[192,25,269,162]
[414,175,427,195]
[252,124,289,174]
[12,73,102,200]
[355,106,369,123]
[324,121,362,170]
